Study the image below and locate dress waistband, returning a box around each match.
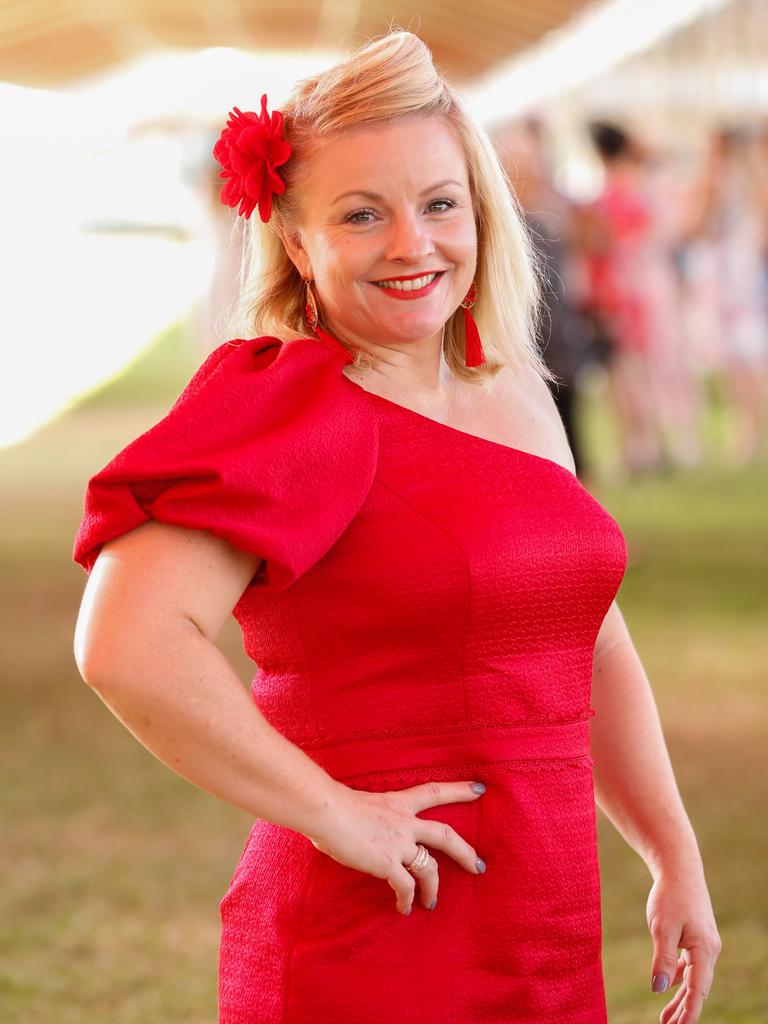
[305,713,595,782]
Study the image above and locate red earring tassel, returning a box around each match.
[463,305,485,367]
[314,325,355,365]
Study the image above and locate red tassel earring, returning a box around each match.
[460,281,485,367]
[303,276,354,364]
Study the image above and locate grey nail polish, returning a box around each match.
[471,782,486,794]
[652,973,669,993]
[476,857,486,873]
[428,898,437,910]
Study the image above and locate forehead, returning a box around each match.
[308,116,470,197]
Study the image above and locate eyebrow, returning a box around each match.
[331,179,464,206]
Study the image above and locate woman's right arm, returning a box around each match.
[73,519,347,840]
[74,519,486,914]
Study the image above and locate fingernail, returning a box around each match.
[404,906,412,916]
[652,973,669,993]
[476,857,486,873]
[428,898,437,910]
[471,782,486,794]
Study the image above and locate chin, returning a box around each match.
[376,324,442,343]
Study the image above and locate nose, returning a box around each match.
[384,208,435,264]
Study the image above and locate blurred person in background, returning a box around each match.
[496,116,595,479]
[636,143,705,471]
[681,125,768,466]
[578,121,669,480]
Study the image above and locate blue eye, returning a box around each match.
[346,208,376,224]
[345,198,457,224]
[429,199,456,213]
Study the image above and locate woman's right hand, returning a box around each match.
[305,780,488,916]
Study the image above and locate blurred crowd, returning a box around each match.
[497,117,768,481]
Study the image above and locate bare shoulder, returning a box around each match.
[494,363,577,475]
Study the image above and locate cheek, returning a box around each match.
[324,236,375,281]
[311,237,355,290]
[440,216,477,256]
[321,258,370,300]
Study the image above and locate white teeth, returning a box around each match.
[375,272,438,291]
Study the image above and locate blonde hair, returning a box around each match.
[222,29,555,385]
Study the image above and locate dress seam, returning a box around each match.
[326,754,596,785]
[302,711,594,750]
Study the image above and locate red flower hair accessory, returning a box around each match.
[212,94,292,222]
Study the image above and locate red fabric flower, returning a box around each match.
[213,94,292,222]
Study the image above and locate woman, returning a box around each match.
[580,121,671,478]
[72,31,720,1024]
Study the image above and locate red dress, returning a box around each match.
[73,334,628,1024]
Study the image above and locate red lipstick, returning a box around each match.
[373,270,444,282]
[371,271,445,300]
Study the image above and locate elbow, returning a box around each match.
[73,612,132,692]
[73,613,98,686]
[73,586,146,691]
[74,611,200,693]
[74,647,109,690]
[74,585,116,688]
[73,574,203,691]
[73,632,116,690]
[73,610,152,691]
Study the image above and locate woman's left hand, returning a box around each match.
[646,869,722,1023]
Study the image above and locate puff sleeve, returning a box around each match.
[72,336,379,595]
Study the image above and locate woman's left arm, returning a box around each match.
[590,600,722,1022]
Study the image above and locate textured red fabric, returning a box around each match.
[73,334,628,1023]
[72,336,378,594]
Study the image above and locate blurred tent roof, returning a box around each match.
[0,0,589,89]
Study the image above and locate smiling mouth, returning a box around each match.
[372,271,445,291]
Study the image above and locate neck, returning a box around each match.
[331,322,454,400]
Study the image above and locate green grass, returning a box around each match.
[1,323,766,1022]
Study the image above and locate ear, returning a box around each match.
[276,225,313,281]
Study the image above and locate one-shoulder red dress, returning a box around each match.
[73,334,628,1024]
